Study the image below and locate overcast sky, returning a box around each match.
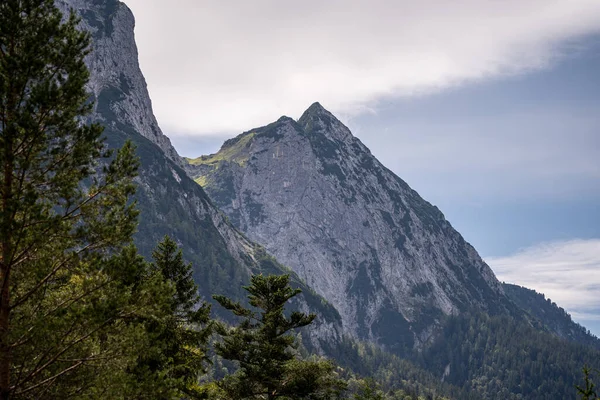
[124,0,600,335]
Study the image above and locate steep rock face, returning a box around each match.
[54,0,343,347]
[57,0,184,170]
[190,102,511,351]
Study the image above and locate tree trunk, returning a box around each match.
[0,114,14,400]
[0,262,10,400]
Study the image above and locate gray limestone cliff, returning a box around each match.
[57,0,184,170]
[189,102,513,351]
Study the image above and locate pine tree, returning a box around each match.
[130,236,212,399]
[213,274,346,400]
[152,236,205,320]
[0,0,156,397]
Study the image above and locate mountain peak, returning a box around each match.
[192,99,508,351]
[298,102,352,142]
[277,115,294,123]
[299,101,333,122]
[304,101,328,114]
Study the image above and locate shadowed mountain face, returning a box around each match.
[188,102,514,352]
[54,0,343,348]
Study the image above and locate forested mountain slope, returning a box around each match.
[503,283,600,349]
[420,311,600,399]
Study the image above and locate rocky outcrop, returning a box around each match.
[57,0,184,170]
[190,102,512,351]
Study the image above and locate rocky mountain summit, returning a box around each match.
[188,102,514,351]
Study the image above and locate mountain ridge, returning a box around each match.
[503,283,600,349]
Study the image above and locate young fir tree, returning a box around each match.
[0,1,178,398]
[577,367,599,400]
[129,236,212,399]
[213,274,346,400]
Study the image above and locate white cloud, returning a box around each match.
[123,0,600,134]
[486,239,600,321]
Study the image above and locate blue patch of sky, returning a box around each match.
[349,34,600,257]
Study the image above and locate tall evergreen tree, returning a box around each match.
[213,274,346,400]
[152,236,206,320]
[0,0,160,398]
[129,236,212,399]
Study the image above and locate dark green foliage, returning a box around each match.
[96,112,252,325]
[276,357,346,400]
[0,0,152,396]
[217,116,298,149]
[253,117,298,141]
[350,379,384,400]
[83,1,342,340]
[221,132,252,149]
[189,99,515,353]
[297,104,364,200]
[204,163,237,208]
[56,4,600,399]
[299,116,357,198]
[504,283,600,348]
[347,262,378,299]
[420,312,600,399]
[87,5,242,293]
[130,237,212,399]
[252,248,341,328]
[152,236,206,318]
[213,274,346,400]
[322,162,347,182]
[325,338,472,400]
[577,367,599,400]
[371,306,414,353]
[0,1,219,397]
